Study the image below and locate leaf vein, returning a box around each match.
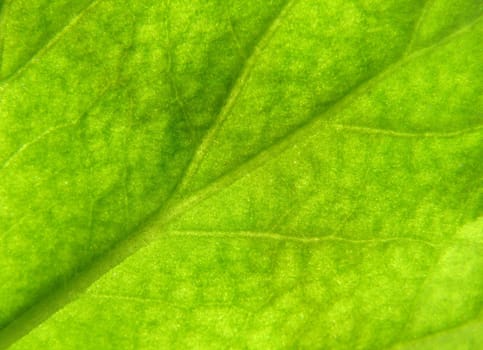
[165,230,439,247]
[404,0,436,54]
[330,123,483,138]
[0,85,113,175]
[158,15,483,226]
[0,0,103,84]
[174,0,299,194]
[0,11,480,350]
[0,121,78,174]
[0,0,11,75]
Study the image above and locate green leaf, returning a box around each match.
[0,0,482,348]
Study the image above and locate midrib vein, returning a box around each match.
[0,2,298,346]
[0,12,480,350]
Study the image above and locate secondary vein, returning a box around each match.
[174,0,299,195]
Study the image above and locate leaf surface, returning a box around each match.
[0,0,482,349]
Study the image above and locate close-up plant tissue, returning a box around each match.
[0,0,481,349]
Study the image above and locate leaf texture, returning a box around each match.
[0,0,482,349]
